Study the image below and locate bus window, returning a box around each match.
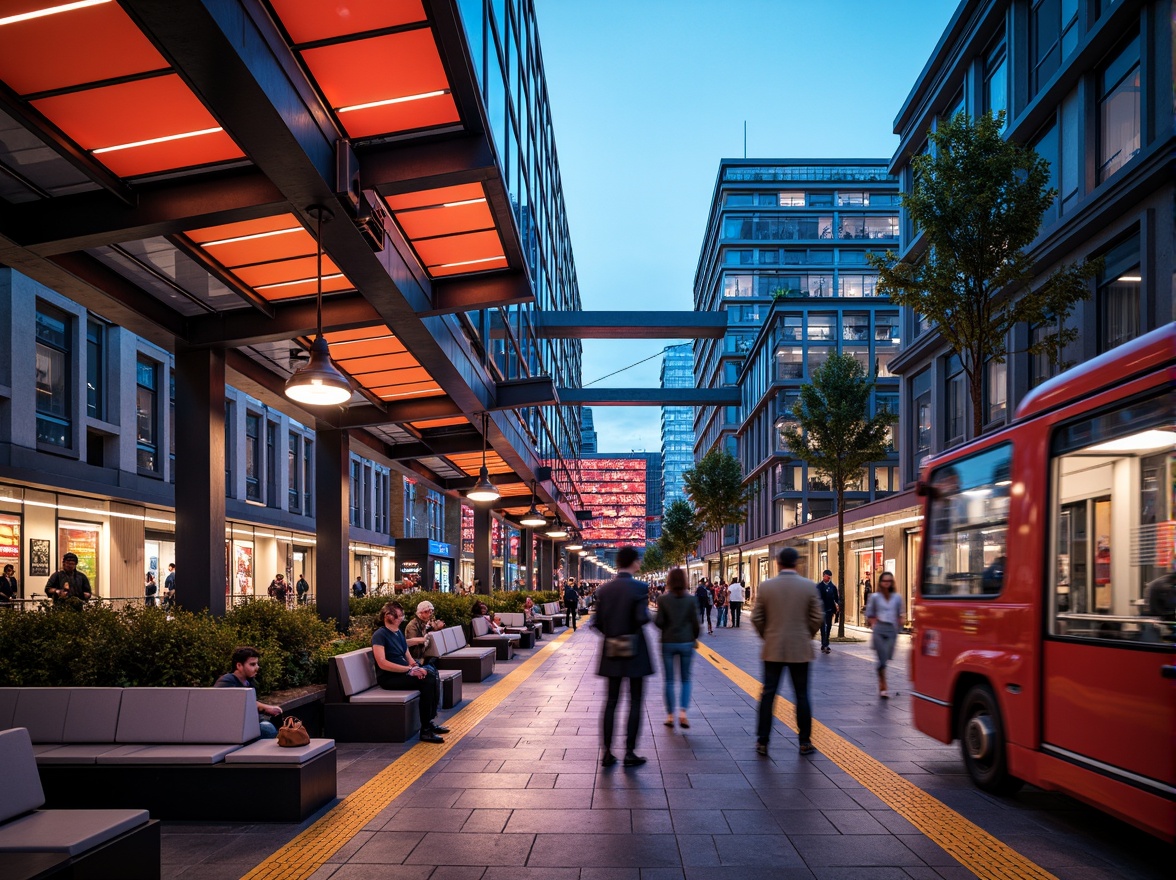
[1049,394,1175,642]
[922,444,1011,597]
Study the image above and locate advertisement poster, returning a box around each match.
[235,543,253,595]
[29,538,50,577]
[0,514,21,567]
[58,523,99,589]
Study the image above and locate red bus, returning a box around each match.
[910,322,1175,842]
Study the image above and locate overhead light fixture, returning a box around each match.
[545,518,568,539]
[93,127,224,155]
[337,89,449,114]
[284,206,352,406]
[466,413,501,503]
[566,538,583,551]
[578,549,588,557]
[1,1,109,28]
[519,480,547,528]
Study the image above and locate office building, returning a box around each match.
[660,343,694,508]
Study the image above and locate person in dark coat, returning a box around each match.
[591,545,653,768]
[563,580,580,631]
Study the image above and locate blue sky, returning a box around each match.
[532,0,960,452]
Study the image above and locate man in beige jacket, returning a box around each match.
[751,546,824,756]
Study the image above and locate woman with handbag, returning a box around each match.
[865,571,905,698]
[655,567,700,729]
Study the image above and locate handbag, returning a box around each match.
[604,635,637,658]
[276,716,310,748]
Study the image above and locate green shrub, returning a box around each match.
[490,590,559,611]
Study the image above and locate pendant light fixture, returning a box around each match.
[284,206,352,406]
[565,533,583,551]
[519,480,547,528]
[466,412,501,503]
[544,517,568,539]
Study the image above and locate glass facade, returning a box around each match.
[660,344,694,507]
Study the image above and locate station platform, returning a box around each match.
[161,621,1169,880]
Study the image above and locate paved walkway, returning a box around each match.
[162,621,1170,880]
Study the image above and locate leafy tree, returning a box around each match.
[640,542,665,576]
[780,352,894,638]
[684,449,747,577]
[659,499,704,567]
[869,111,1097,437]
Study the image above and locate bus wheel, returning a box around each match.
[959,684,1023,795]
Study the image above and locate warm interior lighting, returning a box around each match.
[92,127,224,154]
[285,206,352,406]
[1087,429,1175,455]
[442,198,487,208]
[519,480,547,527]
[256,273,344,291]
[0,0,109,28]
[545,519,568,539]
[435,256,502,269]
[466,413,501,503]
[1117,274,1142,282]
[566,537,583,551]
[578,550,589,557]
[337,89,449,114]
[202,227,303,247]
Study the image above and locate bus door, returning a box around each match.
[1043,395,1175,795]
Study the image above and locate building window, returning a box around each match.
[349,458,362,526]
[1098,36,1140,184]
[404,479,418,538]
[1031,318,1064,387]
[265,421,278,507]
[303,440,313,515]
[986,359,1007,425]
[913,369,932,473]
[842,314,870,342]
[374,468,389,534]
[776,347,803,380]
[427,489,445,541]
[777,191,805,206]
[288,432,302,513]
[168,370,175,479]
[945,356,966,445]
[1097,232,1140,352]
[136,357,159,472]
[85,320,103,420]
[35,303,71,449]
[245,412,261,501]
[1031,0,1079,97]
[225,401,234,494]
[983,35,1008,127]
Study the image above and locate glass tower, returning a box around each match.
[660,343,694,507]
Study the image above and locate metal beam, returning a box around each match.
[384,430,483,461]
[420,272,532,316]
[359,135,498,195]
[329,398,464,430]
[494,376,558,409]
[186,292,384,347]
[535,311,726,339]
[558,388,740,406]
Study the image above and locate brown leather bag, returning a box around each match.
[276,716,310,748]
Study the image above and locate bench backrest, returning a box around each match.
[434,625,466,654]
[543,602,561,615]
[0,728,44,823]
[332,648,378,697]
[499,612,525,627]
[116,687,260,744]
[469,616,493,638]
[0,687,18,730]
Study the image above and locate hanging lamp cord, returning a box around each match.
[315,208,324,337]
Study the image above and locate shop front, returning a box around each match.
[351,542,394,594]
[395,539,455,592]
[228,524,317,604]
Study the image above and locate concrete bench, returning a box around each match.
[1,686,336,822]
[326,648,420,742]
[534,601,567,632]
[469,615,518,660]
[430,625,497,682]
[497,612,538,648]
[0,726,159,880]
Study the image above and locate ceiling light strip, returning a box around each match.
[93,126,224,154]
[201,227,303,247]
[337,89,449,114]
[0,0,109,28]
[432,256,504,269]
[255,272,345,291]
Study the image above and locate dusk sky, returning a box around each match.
[533,0,960,453]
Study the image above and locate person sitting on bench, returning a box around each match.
[214,645,283,737]
[372,602,448,744]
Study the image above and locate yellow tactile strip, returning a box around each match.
[699,646,1058,880]
[241,628,576,880]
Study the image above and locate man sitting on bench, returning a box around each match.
[405,600,446,667]
[214,645,283,737]
[372,602,449,744]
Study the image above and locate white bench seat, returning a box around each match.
[223,738,334,764]
[0,807,150,856]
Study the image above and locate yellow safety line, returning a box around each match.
[241,628,577,880]
[700,646,1059,880]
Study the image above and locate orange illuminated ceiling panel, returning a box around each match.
[409,416,469,429]
[32,73,243,178]
[447,451,512,477]
[367,380,444,400]
[385,183,508,279]
[321,326,444,403]
[269,0,427,44]
[186,213,356,303]
[0,0,167,95]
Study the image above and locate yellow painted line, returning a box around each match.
[241,627,577,880]
[699,646,1059,880]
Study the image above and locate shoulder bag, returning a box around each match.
[604,590,639,658]
[277,716,310,748]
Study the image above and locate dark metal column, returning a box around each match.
[315,426,350,631]
[518,529,532,589]
[539,540,553,591]
[174,347,226,616]
[473,506,491,594]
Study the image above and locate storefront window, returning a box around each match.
[58,521,100,595]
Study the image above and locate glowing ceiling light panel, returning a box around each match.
[337,89,449,114]
[202,227,303,247]
[0,0,110,28]
[92,126,224,154]
[255,272,344,291]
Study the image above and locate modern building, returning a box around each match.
[580,407,599,454]
[578,452,662,562]
[0,0,589,624]
[660,343,694,508]
[691,159,902,586]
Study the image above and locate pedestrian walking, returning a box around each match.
[144,571,158,607]
[655,567,700,729]
[591,546,653,768]
[816,570,839,653]
[728,578,744,627]
[296,573,310,605]
[751,547,823,757]
[865,571,905,698]
[564,579,579,631]
[695,579,714,634]
[714,579,730,628]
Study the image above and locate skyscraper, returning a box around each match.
[580,407,598,454]
[660,343,694,507]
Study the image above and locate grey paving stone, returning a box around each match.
[712,833,806,866]
[821,809,890,835]
[632,810,674,833]
[461,809,512,833]
[506,808,631,833]
[404,832,535,866]
[674,834,720,867]
[348,831,427,864]
[790,834,927,867]
[528,833,681,868]
[430,867,488,880]
[382,809,471,833]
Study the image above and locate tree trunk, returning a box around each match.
[836,487,846,639]
[970,365,985,439]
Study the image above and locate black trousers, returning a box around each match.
[565,599,578,630]
[378,668,439,729]
[757,661,811,746]
[698,604,712,628]
[729,601,743,627]
[602,675,645,754]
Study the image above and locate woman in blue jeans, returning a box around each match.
[655,568,701,728]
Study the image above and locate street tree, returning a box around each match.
[869,110,1098,437]
[684,449,747,579]
[640,542,665,577]
[659,499,703,568]
[780,352,894,638]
